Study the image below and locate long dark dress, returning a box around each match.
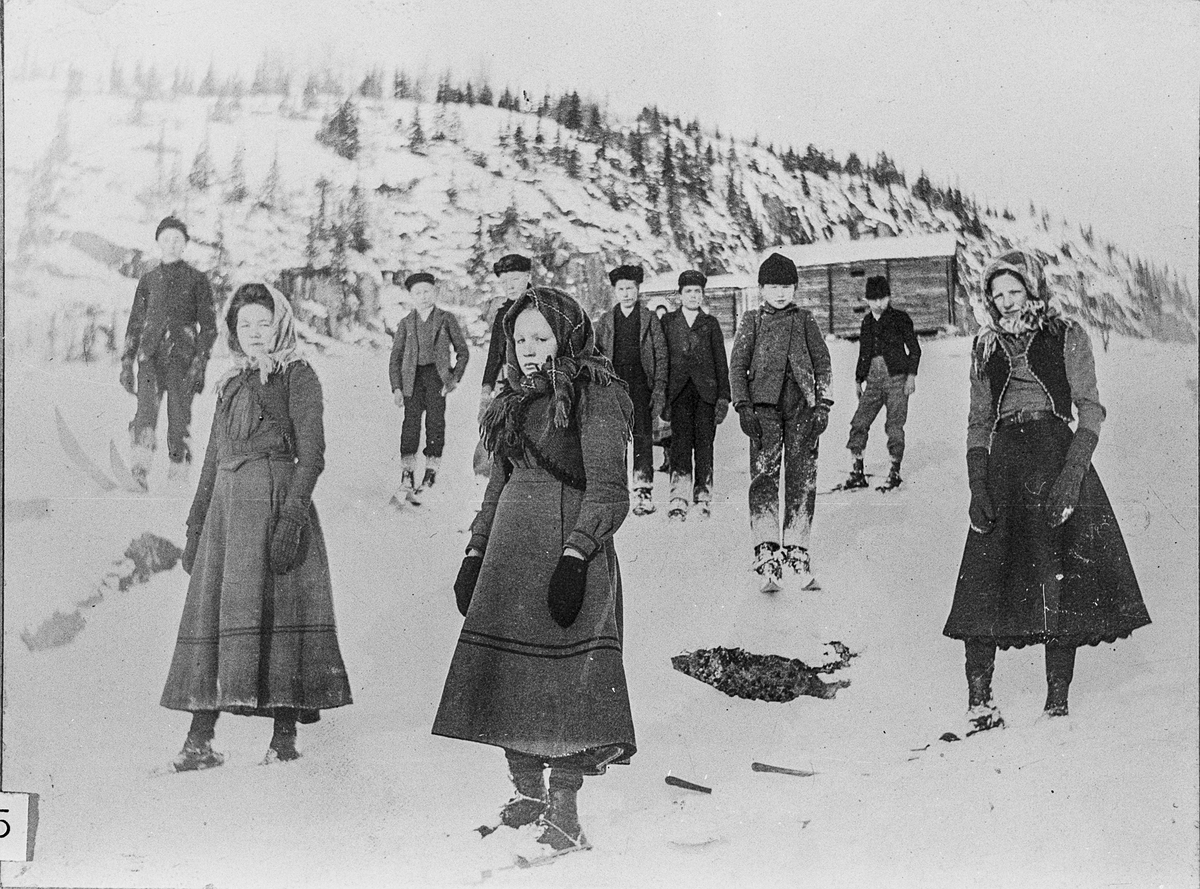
[161,362,352,720]
[943,324,1150,650]
[433,382,637,761]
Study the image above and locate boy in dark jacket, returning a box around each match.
[660,270,730,520]
[121,216,217,488]
[593,264,669,516]
[843,276,920,491]
[729,253,832,590]
[388,272,469,502]
[479,253,533,422]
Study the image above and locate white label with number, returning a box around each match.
[0,792,35,862]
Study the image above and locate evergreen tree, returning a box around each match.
[409,107,427,153]
[912,171,933,203]
[845,151,863,177]
[316,98,361,160]
[314,176,331,237]
[629,126,646,180]
[498,86,514,110]
[198,64,218,97]
[255,149,282,210]
[468,215,488,278]
[359,68,384,99]
[110,58,125,94]
[662,137,683,238]
[564,91,583,130]
[565,144,581,179]
[302,75,320,110]
[478,82,493,105]
[187,135,216,190]
[347,183,370,251]
[512,124,528,167]
[800,171,810,198]
[225,146,248,203]
[393,70,410,99]
[465,82,475,106]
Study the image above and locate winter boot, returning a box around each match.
[878,461,903,491]
[843,455,869,489]
[537,773,589,852]
[781,545,819,590]
[632,489,656,516]
[964,645,1004,734]
[421,456,441,491]
[667,499,688,522]
[167,456,192,484]
[1043,646,1076,717]
[500,767,548,828]
[264,710,300,764]
[129,428,155,492]
[752,542,783,588]
[693,499,711,519]
[173,711,223,772]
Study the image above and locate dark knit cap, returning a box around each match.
[608,265,644,286]
[493,253,532,276]
[404,272,436,290]
[678,270,707,290]
[155,216,189,242]
[758,252,797,286]
[865,276,890,300]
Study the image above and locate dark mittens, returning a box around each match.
[547,555,588,629]
[270,503,310,575]
[714,398,730,425]
[736,404,761,441]
[966,447,996,534]
[454,555,484,617]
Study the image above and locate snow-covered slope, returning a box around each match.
[3,334,1196,888]
[4,73,1196,364]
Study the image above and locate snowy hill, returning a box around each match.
[4,70,1196,362]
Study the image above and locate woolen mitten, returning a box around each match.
[181,524,202,575]
[966,447,995,534]
[714,398,730,425]
[1045,428,1098,528]
[269,502,310,575]
[547,555,588,629]
[736,403,761,441]
[454,555,483,617]
[810,398,833,435]
[120,358,136,395]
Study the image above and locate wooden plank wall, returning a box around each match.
[831,260,887,336]
[888,257,952,333]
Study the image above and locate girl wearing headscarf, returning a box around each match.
[161,283,352,769]
[943,251,1150,735]
[433,286,636,855]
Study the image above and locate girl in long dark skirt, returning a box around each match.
[433,287,636,854]
[944,250,1150,733]
[162,283,352,769]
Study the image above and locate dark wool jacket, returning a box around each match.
[123,261,217,367]
[729,305,832,409]
[661,309,731,406]
[966,320,1104,451]
[855,305,921,382]
[593,305,668,404]
[188,361,325,531]
[388,306,470,396]
[481,298,515,390]
[470,381,634,561]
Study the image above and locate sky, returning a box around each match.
[5,0,1198,291]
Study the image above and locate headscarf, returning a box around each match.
[217,282,303,391]
[480,286,622,457]
[973,249,1064,367]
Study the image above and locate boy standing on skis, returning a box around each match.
[593,264,669,516]
[120,216,217,488]
[660,270,730,520]
[729,253,833,591]
[842,275,920,491]
[388,272,469,503]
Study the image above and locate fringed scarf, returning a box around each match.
[973,249,1065,371]
[216,282,304,396]
[480,286,624,461]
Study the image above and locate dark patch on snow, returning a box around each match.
[21,533,182,651]
[671,642,856,702]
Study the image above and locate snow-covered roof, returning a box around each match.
[641,271,757,294]
[761,233,962,269]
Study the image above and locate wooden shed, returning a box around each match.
[638,271,756,336]
[758,233,962,336]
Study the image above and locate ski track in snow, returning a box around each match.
[3,336,1197,888]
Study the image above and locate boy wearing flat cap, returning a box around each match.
[729,252,833,591]
[593,264,669,515]
[388,272,469,503]
[480,253,533,418]
[120,215,217,489]
[660,270,731,520]
[843,275,920,491]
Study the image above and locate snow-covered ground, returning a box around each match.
[2,334,1197,888]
